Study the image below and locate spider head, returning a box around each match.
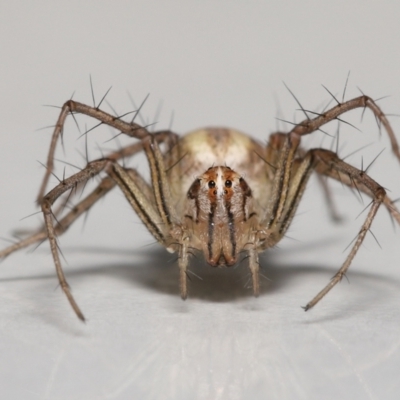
[186,166,256,267]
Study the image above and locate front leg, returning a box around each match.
[248,247,260,297]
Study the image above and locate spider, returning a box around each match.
[1,89,400,321]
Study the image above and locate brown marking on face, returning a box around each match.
[238,176,252,221]
[187,178,201,222]
[203,169,219,201]
[187,178,201,199]
[239,176,251,197]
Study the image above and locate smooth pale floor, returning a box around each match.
[1,194,399,400]
[1,2,400,399]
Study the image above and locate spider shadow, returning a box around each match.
[2,236,399,307]
[129,247,400,303]
[0,245,293,301]
[58,245,313,301]
[24,237,400,306]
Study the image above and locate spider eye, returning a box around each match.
[225,180,232,188]
[208,180,216,188]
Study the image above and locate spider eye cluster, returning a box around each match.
[207,179,233,189]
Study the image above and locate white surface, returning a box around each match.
[1,1,400,399]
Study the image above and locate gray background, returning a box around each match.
[1,1,400,399]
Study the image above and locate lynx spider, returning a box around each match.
[1,86,400,321]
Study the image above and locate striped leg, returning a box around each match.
[260,145,400,309]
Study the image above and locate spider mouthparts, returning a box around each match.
[208,253,236,267]
[218,254,227,265]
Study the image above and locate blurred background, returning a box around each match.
[0,2,400,399]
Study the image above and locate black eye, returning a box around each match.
[208,180,215,188]
[225,180,232,188]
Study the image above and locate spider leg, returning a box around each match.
[260,149,315,245]
[9,155,170,321]
[38,100,149,203]
[3,131,176,249]
[259,139,400,309]
[313,150,400,225]
[297,143,343,222]
[99,130,178,164]
[245,132,307,295]
[289,95,400,163]
[51,130,177,221]
[248,248,260,296]
[267,95,400,228]
[110,158,190,300]
[141,135,192,298]
[110,163,166,245]
[303,148,400,310]
[37,97,178,203]
[249,133,327,294]
[142,135,178,226]
[0,176,116,259]
[41,159,111,321]
[2,119,180,319]
[178,232,189,299]
[315,173,343,222]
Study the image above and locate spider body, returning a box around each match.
[166,128,270,267]
[1,93,400,321]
